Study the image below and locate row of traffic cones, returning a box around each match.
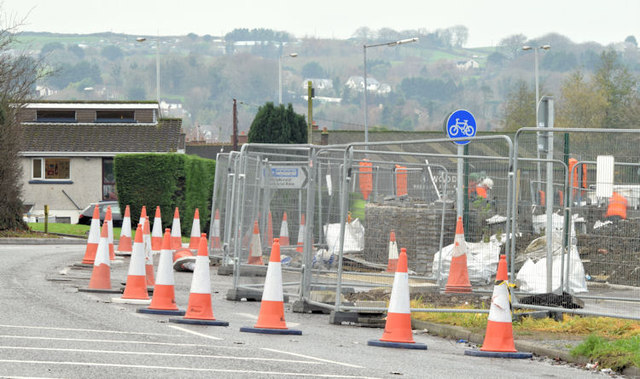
[244,211,306,265]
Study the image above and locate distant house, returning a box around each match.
[301,78,333,90]
[456,59,480,71]
[18,101,185,223]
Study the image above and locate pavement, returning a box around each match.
[2,236,639,378]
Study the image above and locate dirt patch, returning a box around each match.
[345,288,490,309]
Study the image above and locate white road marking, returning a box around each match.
[0,346,320,364]
[0,360,378,378]
[262,348,365,369]
[167,325,223,340]
[0,324,179,337]
[0,335,232,348]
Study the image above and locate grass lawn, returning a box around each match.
[27,223,190,242]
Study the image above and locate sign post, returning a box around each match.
[444,109,477,218]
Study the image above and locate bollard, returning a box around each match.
[44,204,49,234]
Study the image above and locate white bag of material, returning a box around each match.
[324,218,365,254]
[432,239,501,285]
[515,246,588,294]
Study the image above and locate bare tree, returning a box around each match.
[0,16,46,230]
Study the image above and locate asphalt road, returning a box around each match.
[0,243,612,378]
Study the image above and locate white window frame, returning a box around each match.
[31,157,71,181]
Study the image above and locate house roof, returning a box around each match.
[20,118,183,156]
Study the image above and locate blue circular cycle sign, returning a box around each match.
[445,109,476,145]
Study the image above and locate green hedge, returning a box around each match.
[114,153,215,236]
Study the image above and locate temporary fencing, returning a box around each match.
[511,128,640,320]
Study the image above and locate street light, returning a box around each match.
[278,52,298,105]
[363,38,418,145]
[522,44,550,197]
[136,36,161,113]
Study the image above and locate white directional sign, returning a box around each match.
[265,166,308,189]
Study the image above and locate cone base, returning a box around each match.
[240,326,302,335]
[137,308,185,316]
[111,298,152,305]
[444,286,473,294]
[115,252,132,257]
[464,349,532,359]
[78,288,121,294]
[170,318,229,326]
[367,340,427,350]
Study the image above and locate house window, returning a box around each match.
[102,158,117,200]
[32,158,71,180]
[96,110,135,123]
[36,110,76,122]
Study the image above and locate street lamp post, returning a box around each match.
[278,52,298,105]
[363,38,418,146]
[136,36,161,113]
[522,44,551,196]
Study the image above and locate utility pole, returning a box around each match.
[232,99,238,151]
[307,81,313,144]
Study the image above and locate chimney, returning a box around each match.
[321,127,329,146]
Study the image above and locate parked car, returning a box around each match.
[77,201,122,227]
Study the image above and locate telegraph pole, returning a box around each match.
[232,99,238,151]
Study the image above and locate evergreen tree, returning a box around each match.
[248,102,307,144]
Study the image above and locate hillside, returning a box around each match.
[12,29,640,142]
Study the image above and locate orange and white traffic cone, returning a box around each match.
[188,208,201,250]
[117,205,133,256]
[211,209,222,250]
[173,249,196,272]
[247,221,264,265]
[151,206,163,255]
[81,222,119,293]
[171,207,182,250]
[465,255,532,359]
[445,216,472,293]
[170,234,229,326]
[105,206,116,261]
[267,210,274,247]
[279,212,290,246]
[138,228,185,316]
[139,205,148,230]
[368,248,427,349]
[296,214,305,253]
[81,204,101,265]
[112,224,151,304]
[240,238,301,335]
[142,215,155,287]
[386,231,399,273]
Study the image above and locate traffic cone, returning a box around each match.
[142,215,155,287]
[112,224,151,304]
[105,206,116,261]
[171,207,182,250]
[247,221,264,265]
[139,206,148,230]
[188,208,201,250]
[267,211,274,246]
[279,212,290,246]
[173,249,196,272]
[138,228,185,316]
[81,222,119,293]
[445,217,472,293]
[240,238,301,335]
[296,214,305,253]
[386,231,399,273]
[117,205,133,256]
[151,206,163,254]
[81,205,101,264]
[464,255,532,359]
[170,234,229,326]
[211,209,222,250]
[368,248,427,350]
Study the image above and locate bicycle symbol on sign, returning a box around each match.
[448,118,475,137]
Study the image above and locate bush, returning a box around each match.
[114,153,215,236]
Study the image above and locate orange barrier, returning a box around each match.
[359,160,373,200]
[395,165,408,197]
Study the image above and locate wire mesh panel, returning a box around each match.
[512,128,640,320]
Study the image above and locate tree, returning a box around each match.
[101,45,123,61]
[593,50,638,128]
[501,80,535,132]
[248,102,307,144]
[301,61,325,78]
[556,70,607,128]
[625,35,637,47]
[0,25,45,230]
[498,34,527,59]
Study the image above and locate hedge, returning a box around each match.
[114,153,215,237]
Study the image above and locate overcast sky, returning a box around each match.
[3,0,639,47]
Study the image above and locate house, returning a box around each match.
[456,59,480,71]
[18,101,185,223]
[301,78,333,90]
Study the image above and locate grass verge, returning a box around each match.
[571,335,640,372]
